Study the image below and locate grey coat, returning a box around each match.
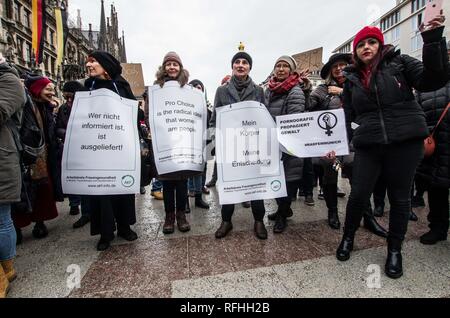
[0,63,25,204]
[309,84,343,112]
[265,85,305,182]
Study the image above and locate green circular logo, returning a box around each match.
[271,180,282,192]
[122,175,135,188]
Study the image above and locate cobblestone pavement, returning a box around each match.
[8,162,450,298]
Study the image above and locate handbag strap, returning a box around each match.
[431,102,450,137]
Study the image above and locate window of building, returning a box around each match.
[24,10,31,28]
[50,29,55,46]
[25,42,32,63]
[5,0,13,19]
[392,26,401,42]
[411,33,423,51]
[51,57,55,75]
[16,36,24,60]
[412,0,428,14]
[14,2,20,22]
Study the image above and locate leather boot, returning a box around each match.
[195,193,210,209]
[363,207,388,238]
[409,211,418,222]
[254,221,268,240]
[163,211,176,234]
[385,238,403,279]
[373,205,384,217]
[1,260,17,283]
[0,265,9,298]
[32,222,48,239]
[176,210,191,233]
[328,208,341,230]
[268,207,293,221]
[273,204,289,234]
[336,228,356,262]
[15,226,22,245]
[323,184,340,229]
[215,221,233,239]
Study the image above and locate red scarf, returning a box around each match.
[268,73,300,94]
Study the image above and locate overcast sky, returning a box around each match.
[70,0,394,98]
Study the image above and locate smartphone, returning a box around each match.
[424,0,444,26]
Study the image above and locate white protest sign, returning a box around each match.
[62,88,140,195]
[216,101,287,205]
[149,81,206,175]
[277,109,349,158]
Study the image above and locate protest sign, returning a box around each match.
[148,81,207,175]
[62,88,140,195]
[277,109,349,158]
[216,101,287,205]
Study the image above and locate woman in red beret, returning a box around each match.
[13,76,61,239]
[336,15,448,279]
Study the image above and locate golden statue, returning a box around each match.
[238,42,245,52]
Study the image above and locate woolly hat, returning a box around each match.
[320,53,353,79]
[88,51,122,79]
[25,75,52,98]
[189,79,204,92]
[353,26,385,52]
[231,51,253,69]
[62,81,84,93]
[163,51,183,68]
[274,55,297,71]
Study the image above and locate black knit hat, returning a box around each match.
[231,52,253,70]
[62,81,84,93]
[320,53,353,80]
[88,51,122,79]
[189,79,204,92]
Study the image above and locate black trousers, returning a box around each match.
[302,158,314,196]
[221,201,265,222]
[277,181,300,209]
[162,180,188,213]
[427,185,450,234]
[344,140,424,242]
[373,176,387,209]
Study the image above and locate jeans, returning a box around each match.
[151,179,163,192]
[344,140,424,242]
[0,204,16,261]
[221,200,265,222]
[162,180,188,213]
[188,175,203,194]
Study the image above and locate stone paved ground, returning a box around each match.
[8,161,450,298]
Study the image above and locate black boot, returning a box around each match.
[385,238,403,279]
[363,208,388,238]
[323,184,340,230]
[409,211,418,222]
[328,209,341,230]
[373,205,384,217]
[268,207,293,221]
[273,204,289,234]
[32,222,48,239]
[15,226,23,245]
[336,228,355,261]
[195,193,210,209]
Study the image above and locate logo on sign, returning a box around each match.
[122,175,135,188]
[318,112,338,137]
[271,180,282,192]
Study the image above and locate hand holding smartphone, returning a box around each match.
[422,0,445,31]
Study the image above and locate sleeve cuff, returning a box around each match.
[421,26,445,44]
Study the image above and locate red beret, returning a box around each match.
[353,26,385,52]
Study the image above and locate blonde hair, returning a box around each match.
[154,65,189,88]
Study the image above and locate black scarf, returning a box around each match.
[230,75,255,101]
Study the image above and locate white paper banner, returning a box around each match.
[216,101,287,205]
[149,81,207,175]
[62,88,140,195]
[277,109,349,158]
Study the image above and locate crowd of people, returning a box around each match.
[0,15,448,297]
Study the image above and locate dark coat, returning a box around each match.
[265,85,305,182]
[343,27,448,149]
[0,63,25,204]
[84,76,137,234]
[309,83,344,111]
[416,81,450,188]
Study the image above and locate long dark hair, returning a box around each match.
[154,65,189,88]
[353,44,394,73]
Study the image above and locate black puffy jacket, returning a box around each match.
[416,81,450,188]
[343,27,448,149]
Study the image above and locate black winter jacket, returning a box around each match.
[343,27,448,149]
[265,85,305,182]
[416,81,450,188]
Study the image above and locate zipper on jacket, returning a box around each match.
[374,83,389,144]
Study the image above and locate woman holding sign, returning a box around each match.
[265,55,305,234]
[310,53,387,238]
[154,52,192,235]
[84,51,138,251]
[210,50,268,240]
[336,15,448,279]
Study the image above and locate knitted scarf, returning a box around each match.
[268,73,300,94]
